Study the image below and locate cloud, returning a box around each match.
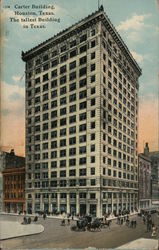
[1,81,25,156]
[12,75,21,82]
[127,31,142,43]
[131,50,143,63]
[116,13,151,31]
[1,81,25,116]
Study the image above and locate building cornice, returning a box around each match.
[22,7,142,76]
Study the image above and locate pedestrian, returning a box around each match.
[67,218,70,225]
[133,220,136,228]
[131,220,133,228]
[43,213,46,220]
[117,216,120,225]
[121,218,123,225]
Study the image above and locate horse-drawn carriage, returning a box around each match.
[71,218,87,231]
[87,218,101,231]
[71,216,102,232]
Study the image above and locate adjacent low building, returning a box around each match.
[2,149,25,213]
[148,151,159,208]
[138,143,151,210]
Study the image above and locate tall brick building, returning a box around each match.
[22,6,141,217]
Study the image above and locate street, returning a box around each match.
[0,213,158,249]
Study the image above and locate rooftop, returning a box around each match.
[22,5,141,76]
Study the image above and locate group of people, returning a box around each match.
[142,213,155,233]
[116,215,137,228]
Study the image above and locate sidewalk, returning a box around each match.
[0,220,44,240]
[0,211,139,221]
[116,238,158,250]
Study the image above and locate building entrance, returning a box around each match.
[80,204,86,216]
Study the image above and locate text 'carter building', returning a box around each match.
[22,6,141,217]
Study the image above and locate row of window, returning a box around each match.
[27,177,137,189]
[32,191,136,200]
[27,41,97,78]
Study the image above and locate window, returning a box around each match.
[51,100,57,108]
[79,78,87,88]
[69,72,76,81]
[91,75,95,83]
[79,112,86,121]
[91,87,95,95]
[79,56,87,65]
[69,105,76,113]
[79,90,87,99]
[51,131,57,138]
[91,122,95,129]
[91,179,96,186]
[80,45,87,53]
[70,49,77,58]
[91,144,95,152]
[91,156,95,163]
[60,139,66,146]
[69,61,76,70]
[79,124,86,132]
[60,54,67,63]
[69,179,76,186]
[69,148,76,156]
[60,149,66,157]
[60,75,67,85]
[69,82,76,91]
[60,107,66,116]
[70,40,76,48]
[79,179,86,186]
[79,67,87,77]
[60,160,66,168]
[91,40,96,48]
[69,169,76,176]
[60,65,66,74]
[60,129,66,136]
[91,98,95,106]
[79,168,86,176]
[51,171,57,178]
[60,170,66,177]
[61,45,66,52]
[80,34,87,43]
[51,161,57,168]
[91,168,95,175]
[79,102,86,110]
[69,115,76,124]
[69,137,76,145]
[90,193,96,199]
[79,134,86,143]
[60,86,67,95]
[91,64,95,71]
[51,90,57,98]
[79,146,86,154]
[51,69,57,78]
[60,118,66,126]
[69,126,76,134]
[60,97,66,105]
[91,110,95,117]
[79,157,86,165]
[69,159,76,166]
[91,52,95,59]
[91,133,95,140]
[69,94,76,102]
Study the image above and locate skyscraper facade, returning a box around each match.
[22,6,141,217]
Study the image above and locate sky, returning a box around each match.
[1,0,159,156]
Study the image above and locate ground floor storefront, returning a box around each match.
[26,190,138,217]
[4,202,25,213]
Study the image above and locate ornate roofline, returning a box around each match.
[22,6,142,76]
